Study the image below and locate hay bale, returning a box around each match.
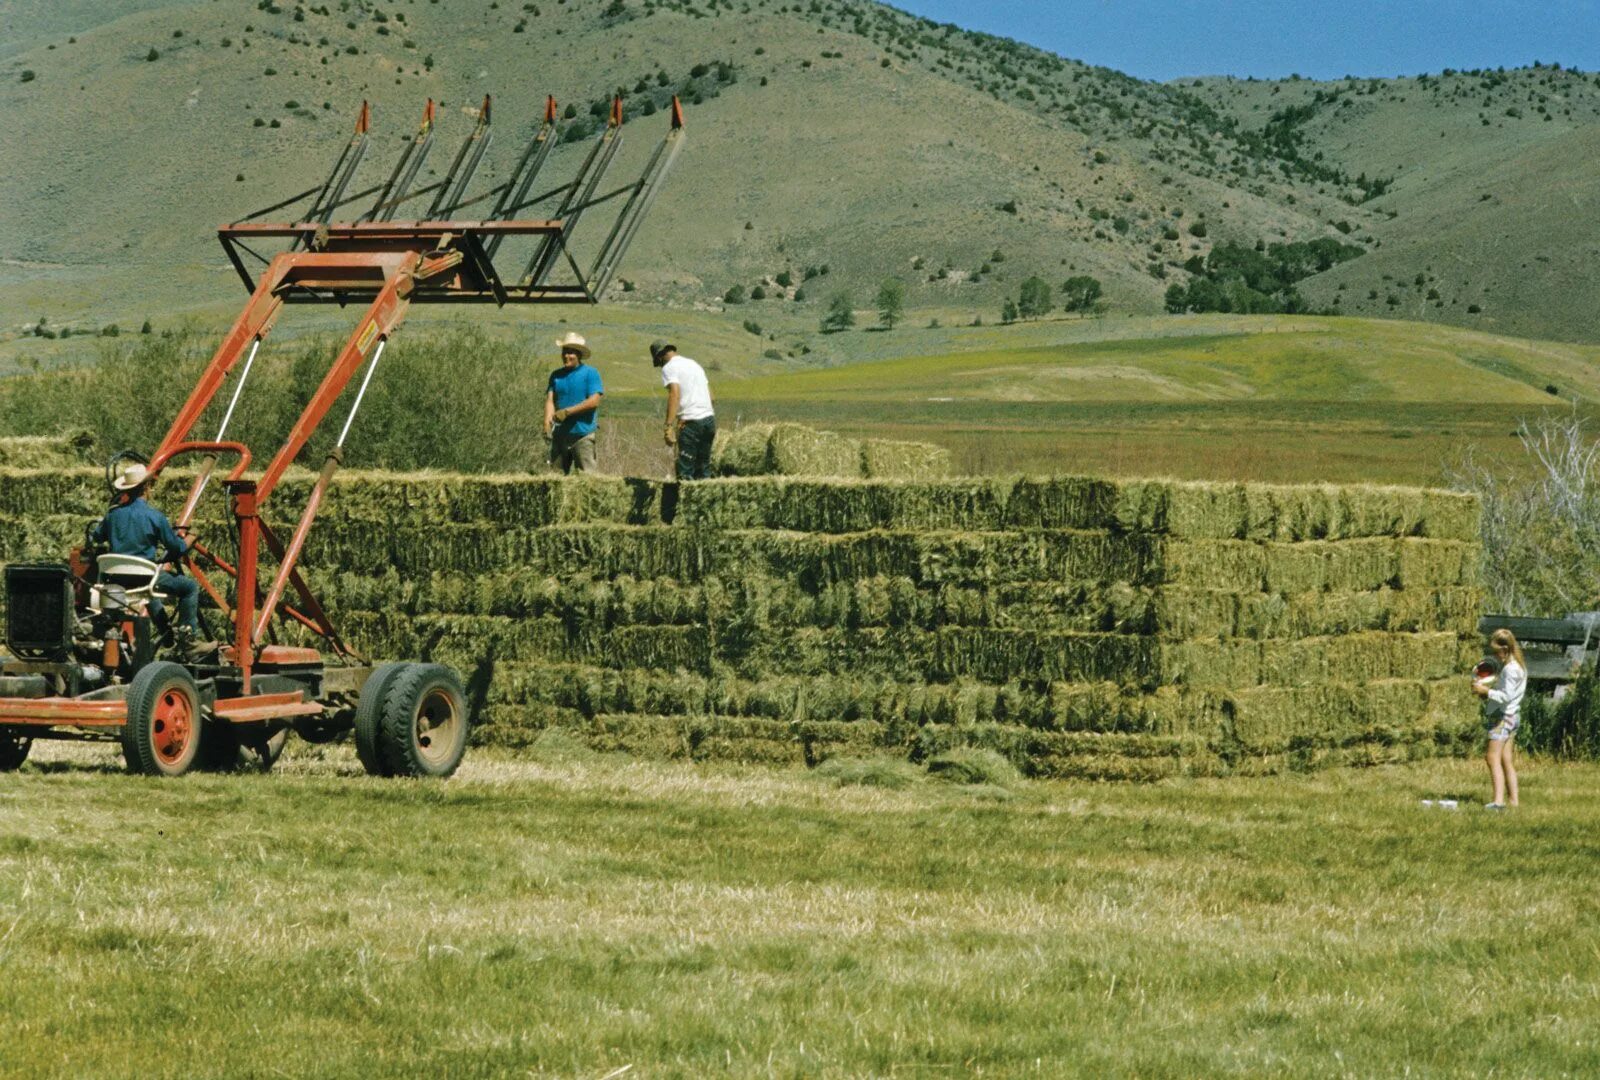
[712,423,863,478]
[859,438,950,480]
[768,423,863,477]
[0,431,96,470]
[711,423,777,477]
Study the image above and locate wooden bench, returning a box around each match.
[1477,615,1599,684]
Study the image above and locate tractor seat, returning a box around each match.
[92,554,167,615]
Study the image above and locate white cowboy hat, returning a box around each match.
[554,332,591,359]
[112,463,150,491]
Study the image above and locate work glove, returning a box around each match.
[553,408,570,422]
[664,428,677,447]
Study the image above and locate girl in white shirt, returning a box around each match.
[1472,627,1526,810]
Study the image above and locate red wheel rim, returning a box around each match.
[151,687,195,766]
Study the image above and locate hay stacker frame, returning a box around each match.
[0,94,684,777]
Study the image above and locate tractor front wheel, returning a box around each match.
[0,731,31,772]
[378,664,469,779]
[121,662,203,777]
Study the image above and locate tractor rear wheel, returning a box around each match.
[198,720,243,772]
[378,663,469,778]
[353,663,408,777]
[121,662,203,777]
[250,727,289,772]
[0,731,31,772]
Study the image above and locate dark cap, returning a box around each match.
[649,339,674,359]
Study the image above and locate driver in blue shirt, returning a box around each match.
[93,463,204,642]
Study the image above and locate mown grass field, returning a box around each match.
[3,743,1598,1078]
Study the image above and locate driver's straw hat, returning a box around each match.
[112,463,149,491]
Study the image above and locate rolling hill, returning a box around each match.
[0,0,1598,348]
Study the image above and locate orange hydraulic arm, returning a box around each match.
[135,96,683,689]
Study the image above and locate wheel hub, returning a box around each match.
[152,689,194,765]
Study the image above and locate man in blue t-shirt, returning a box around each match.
[92,463,204,641]
[543,332,604,473]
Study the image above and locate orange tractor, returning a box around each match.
[0,95,684,777]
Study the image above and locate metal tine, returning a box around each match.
[485,96,561,259]
[523,98,625,291]
[294,101,369,249]
[589,97,686,298]
[517,100,617,287]
[368,99,436,222]
[428,96,492,219]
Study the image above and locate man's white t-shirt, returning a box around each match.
[661,355,714,421]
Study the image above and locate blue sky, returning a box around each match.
[891,1,1600,82]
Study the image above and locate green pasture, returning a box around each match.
[2,744,1597,1078]
[7,313,1594,484]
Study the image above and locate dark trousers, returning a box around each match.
[152,572,201,633]
[676,416,716,480]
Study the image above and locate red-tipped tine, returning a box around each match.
[356,100,371,134]
[670,96,684,130]
[610,96,624,127]
[545,95,558,123]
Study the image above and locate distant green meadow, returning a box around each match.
[2,745,1598,1078]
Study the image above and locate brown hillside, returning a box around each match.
[0,1,1597,342]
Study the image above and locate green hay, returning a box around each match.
[1160,632,1465,688]
[1227,678,1473,753]
[812,756,922,789]
[925,747,1022,787]
[0,431,96,470]
[711,423,778,477]
[671,477,1014,531]
[1151,481,1480,542]
[712,423,863,478]
[859,438,951,480]
[0,458,1487,779]
[0,467,1482,540]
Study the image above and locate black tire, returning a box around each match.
[197,720,244,773]
[0,731,31,772]
[353,663,408,777]
[121,662,203,777]
[249,727,289,773]
[378,663,469,779]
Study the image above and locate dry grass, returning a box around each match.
[3,742,1599,1077]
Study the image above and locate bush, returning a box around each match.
[145,48,160,62]
[742,319,762,336]
[875,278,905,329]
[1017,276,1052,319]
[722,284,746,305]
[820,291,855,333]
[1526,673,1600,759]
[1448,410,1600,613]
[19,70,35,83]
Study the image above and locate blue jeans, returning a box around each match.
[153,572,201,633]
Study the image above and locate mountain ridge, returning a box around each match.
[1,0,1597,343]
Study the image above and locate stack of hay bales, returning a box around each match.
[0,431,96,470]
[714,422,950,480]
[0,467,1482,778]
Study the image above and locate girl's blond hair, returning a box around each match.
[1490,627,1527,668]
